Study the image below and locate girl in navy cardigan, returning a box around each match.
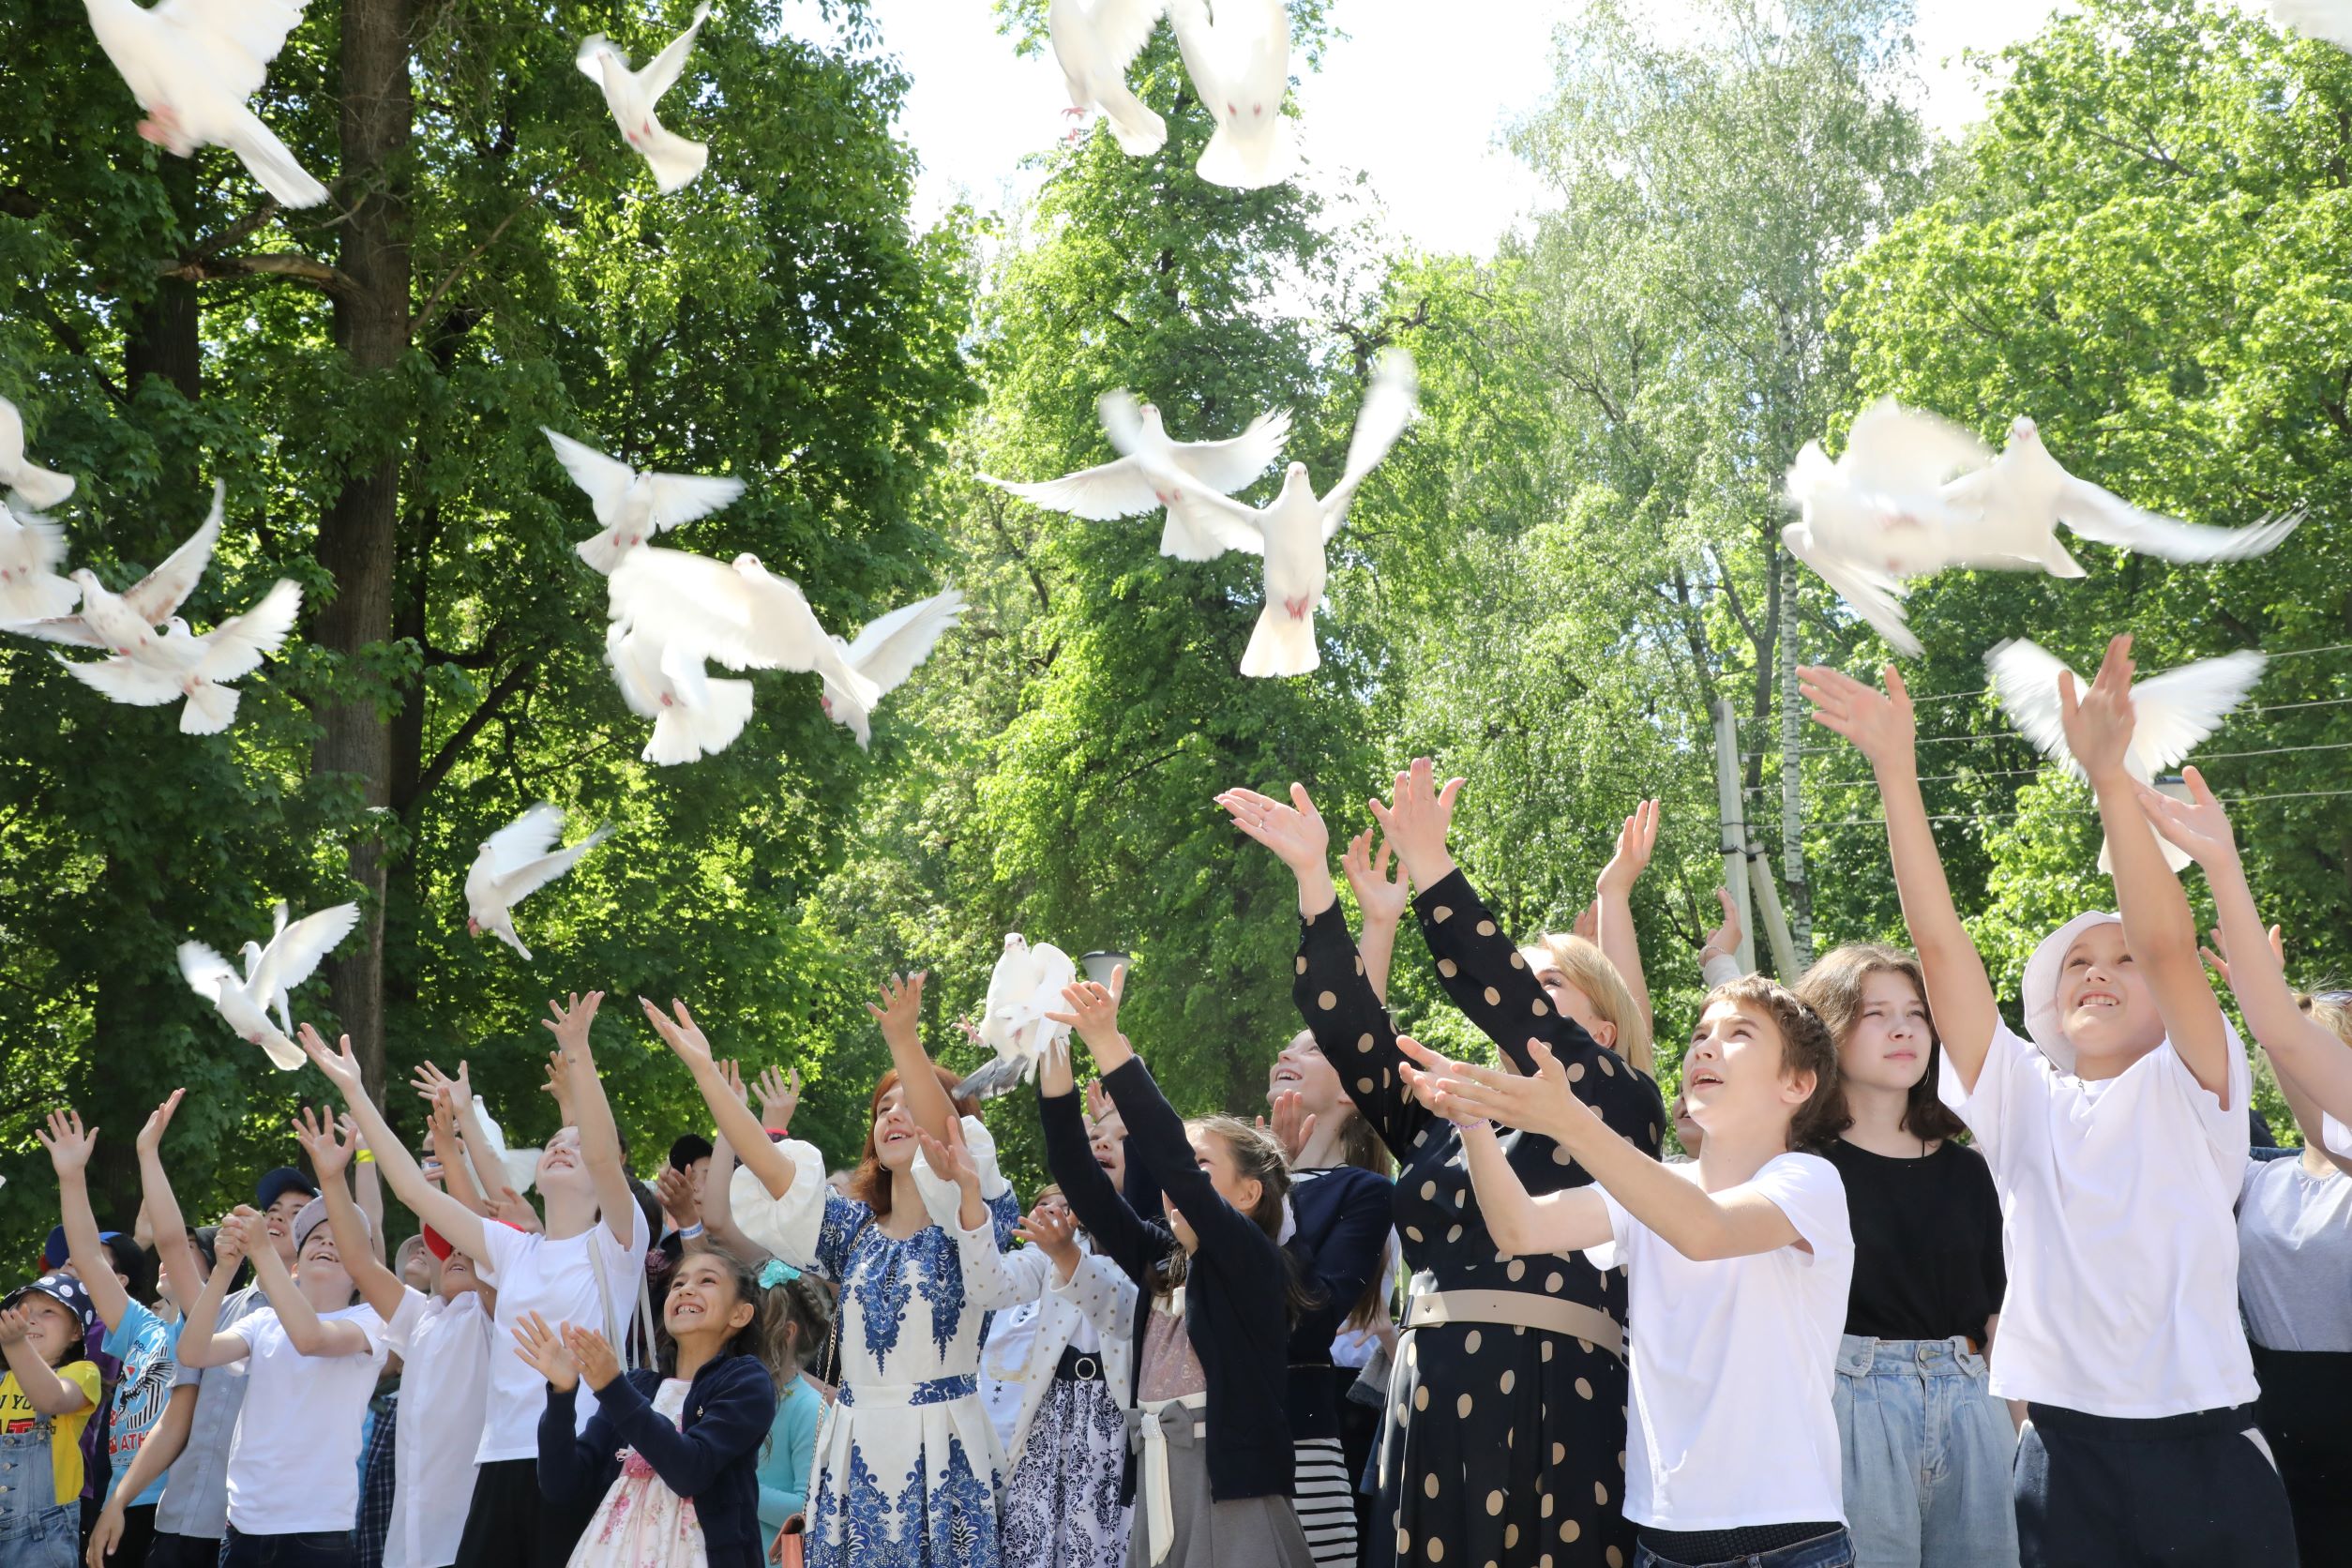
[519,1246,778,1568]
[1040,969,1318,1568]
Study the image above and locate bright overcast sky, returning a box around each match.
[784,0,2216,257]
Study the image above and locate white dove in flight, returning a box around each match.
[1048,0,1168,153]
[606,624,755,766]
[56,578,301,732]
[955,933,1079,1101]
[2269,0,2352,51]
[83,0,328,206]
[542,428,746,575]
[8,482,222,657]
[0,503,80,625]
[469,1101,544,1197]
[982,394,1292,561]
[464,804,613,961]
[1168,0,1296,189]
[0,398,75,512]
[1987,637,2267,872]
[180,899,360,1070]
[1142,348,1417,676]
[1782,398,2008,657]
[606,547,882,722]
[1943,416,2300,569]
[819,586,966,749]
[578,3,715,194]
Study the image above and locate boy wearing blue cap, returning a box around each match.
[0,1267,101,1567]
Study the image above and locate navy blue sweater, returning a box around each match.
[1284,1163,1393,1440]
[1042,1057,1296,1502]
[536,1353,777,1567]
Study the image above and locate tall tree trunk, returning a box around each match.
[314,0,413,1103]
[1777,549,1811,955]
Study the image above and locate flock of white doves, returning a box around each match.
[2,0,2343,1069]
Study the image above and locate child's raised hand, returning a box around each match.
[1800,663,1917,771]
[1215,783,1331,877]
[914,1118,981,1196]
[293,1107,354,1180]
[1367,759,1466,887]
[299,1024,363,1096]
[2058,634,2137,783]
[1340,828,1411,926]
[641,998,716,1074]
[1570,898,1599,943]
[1258,1090,1315,1165]
[135,1090,185,1159]
[866,972,927,1052]
[38,1109,97,1176]
[2134,765,2239,871]
[410,1059,470,1112]
[757,1065,801,1131]
[656,1165,701,1230]
[1015,1201,1080,1274]
[543,992,606,1056]
[0,1306,30,1347]
[212,1210,252,1268]
[2200,919,2284,988]
[1700,886,1742,962]
[561,1323,623,1392]
[1046,969,1127,1062]
[1598,798,1661,895]
[1398,1036,1591,1145]
[511,1311,578,1393]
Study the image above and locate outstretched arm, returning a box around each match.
[1802,663,2000,1089]
[1402,1038,1804,1261]
[300,1025,490,1262]
[0,1310,90,1415]
[643,999,797,1200]
[243,1203,375,1358]
[171,1214,258,1369]
[415,1061,513,1229]
[869,972,956,1145]
[1595,799,1660,1064]
[294,1109,410,1322]
[1339,829,1410,1003]
[39,1110,129,1333]
[2062,637,2229,1096]
[2143,769,2352,1123]
[545,993,641,1251]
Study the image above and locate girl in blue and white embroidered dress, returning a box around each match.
[731,1117,1019,1568]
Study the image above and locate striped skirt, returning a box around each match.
[1294,1437,1359,1568]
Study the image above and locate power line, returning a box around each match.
[1756,737,2352,794]
[1802,785,2352,833]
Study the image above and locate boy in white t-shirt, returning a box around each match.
[173,1188,388,1568]
[300,993,646,1568]
[1802,640,2296,1566]
[1400,973,1856,1568]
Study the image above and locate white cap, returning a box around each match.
[2020,911,2124,1074]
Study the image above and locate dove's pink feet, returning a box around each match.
[819,695,834,716]
[135,104,181,147]
[1285,596,1310,620]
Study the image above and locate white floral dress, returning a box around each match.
[731,1116,1020,1568]
[568,1380,707,1568]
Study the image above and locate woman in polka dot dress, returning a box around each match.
[1220,761,1666,1568]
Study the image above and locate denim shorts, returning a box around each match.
[1636,1525,1856,1568]
[1832,1334,2019,1568]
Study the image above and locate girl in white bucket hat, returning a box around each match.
[1801,636,2291,1568]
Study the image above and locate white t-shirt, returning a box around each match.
[221,1303,388,1535]
[472,1208,646,1462]
[1585,1153,1852,1531]
[383,1289,494,1568]
[1939,1019,2255,1417]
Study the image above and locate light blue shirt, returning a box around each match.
[100,1301,182,1509]
[755,1377,826,1534]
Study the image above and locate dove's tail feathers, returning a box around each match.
[2098,832,2191,878]
[576,532,634,576]
[2043,537,2089,579]
[1095,83,1168,155]
[493,922,534,962]
[259,1029,309,1072]
[0,574,78,624]
[179,681,240,735]
[8,468,74,512]
[830,694,876,751]
[952,1054,1033,1103]
[1156,509,1229,562]
[226,113,329,208]
[643,678,753,765]
[1196,117,1297,190]
[1239,602,1319,677]
[641,128,710,193]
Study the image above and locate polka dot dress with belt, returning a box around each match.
[1293,867,1666,1568]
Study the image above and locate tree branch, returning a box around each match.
[400,659,536,822]
[412,153,594,333]
[158,251,359,297]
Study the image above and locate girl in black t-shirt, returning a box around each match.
[1796,944,2016,1568]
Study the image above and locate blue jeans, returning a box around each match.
[1636,1527,1857,1568]
[1833,1334,2019,1568]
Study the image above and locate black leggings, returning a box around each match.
[453,1457,595,1568]
[2251,1344,2352,1567]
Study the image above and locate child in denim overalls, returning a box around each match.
[0,1272,103,1568]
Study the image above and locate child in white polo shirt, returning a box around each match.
[1802,641,2296,1566]
[1399,971,1856,1568]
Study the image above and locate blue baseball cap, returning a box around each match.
[255,1168,320,1213]
[4,1272,96,1339]
[40,1227,122,1272]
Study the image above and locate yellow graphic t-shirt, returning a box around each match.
[0,1360,103,1504]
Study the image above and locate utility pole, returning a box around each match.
[1711,699,1757,972]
